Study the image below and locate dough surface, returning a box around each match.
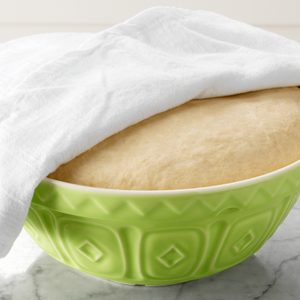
[49,87,300,190]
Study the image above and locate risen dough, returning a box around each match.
[49,87,300,190]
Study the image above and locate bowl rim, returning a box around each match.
[44,159,300,196]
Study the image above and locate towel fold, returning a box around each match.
[1,7,300,257]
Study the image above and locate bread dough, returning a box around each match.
[49,87,300,190]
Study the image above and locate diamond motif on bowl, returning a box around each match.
[157,245,185,268]
[233,230,255,253]
[77,240,103,262]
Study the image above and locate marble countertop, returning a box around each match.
[1,200,300,300]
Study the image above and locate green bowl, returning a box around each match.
[25,161,300,286]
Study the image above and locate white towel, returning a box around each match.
[1,7,300,257]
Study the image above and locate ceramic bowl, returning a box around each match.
[25,160,300,285]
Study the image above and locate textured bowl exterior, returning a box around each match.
[25,164,300,286]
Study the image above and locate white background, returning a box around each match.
[0,0,300,42]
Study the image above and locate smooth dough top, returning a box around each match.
[49,87,300,190]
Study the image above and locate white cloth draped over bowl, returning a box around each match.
[1,7,300,257]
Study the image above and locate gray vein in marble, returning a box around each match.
[253,254,300,300]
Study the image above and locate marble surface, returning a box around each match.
[1,200,300,300]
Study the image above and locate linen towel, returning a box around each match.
[1,7,300,257]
